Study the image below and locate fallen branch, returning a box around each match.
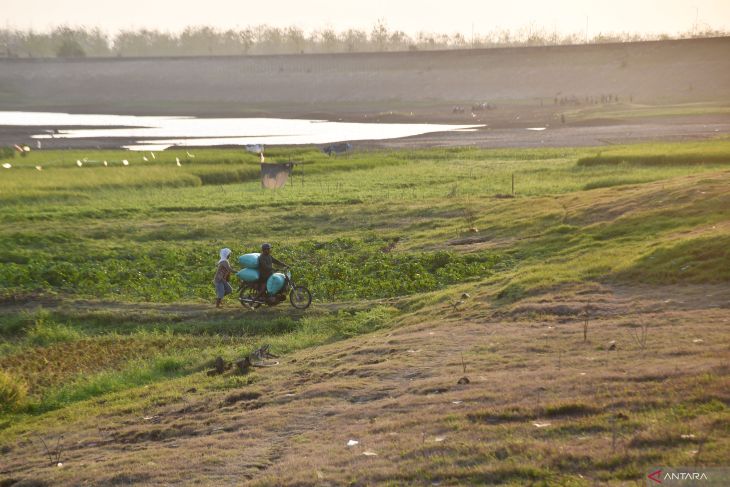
[630,322,649,351]
[208,345,280,377]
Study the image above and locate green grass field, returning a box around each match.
[1,139,729,485]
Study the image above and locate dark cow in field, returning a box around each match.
[322,142,353,156]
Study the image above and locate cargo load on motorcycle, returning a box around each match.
[236,250,311,309]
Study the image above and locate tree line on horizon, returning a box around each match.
[1,22,727,58]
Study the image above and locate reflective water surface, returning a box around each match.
[0,111,482,151]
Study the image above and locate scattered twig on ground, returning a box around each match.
[447,184,458,198]
[610,415,618,452]
[447,300,464,312]
[695,432,710,466]
[631,321,650,351]
[536,386,547,406]
[35,434,64,466]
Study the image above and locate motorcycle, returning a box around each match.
[237,268,312,310]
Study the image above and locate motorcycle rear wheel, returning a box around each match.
[239,286,258,308]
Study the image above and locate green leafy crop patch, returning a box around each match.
[0,236,505,302]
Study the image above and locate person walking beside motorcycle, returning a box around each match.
[213,248,236,308]
[256,243,288,301]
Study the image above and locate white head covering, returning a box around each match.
[218,248,232,264]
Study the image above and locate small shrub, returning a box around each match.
[244,317,297,335]
[0,370,28,412]
[152,355,187,374]
[496,283,527,302]
[584,177,645,190]
[335,306,397,338]
[0,146,15,160]
[467,406,536,423]
[25,319,82,347]
[544,402,600,418]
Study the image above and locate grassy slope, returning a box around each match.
[0,140,729,485]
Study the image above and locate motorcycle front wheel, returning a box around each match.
[289,286,312,310]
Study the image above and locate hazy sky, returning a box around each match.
[3,0,729,36]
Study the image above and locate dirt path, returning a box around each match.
[0,295,377,325]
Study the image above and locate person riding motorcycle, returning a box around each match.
[256,243,288,302]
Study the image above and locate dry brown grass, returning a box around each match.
[0,335,217,394]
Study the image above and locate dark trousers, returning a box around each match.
[258,271,272,294]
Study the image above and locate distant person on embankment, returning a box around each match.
[213,248,237,308]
